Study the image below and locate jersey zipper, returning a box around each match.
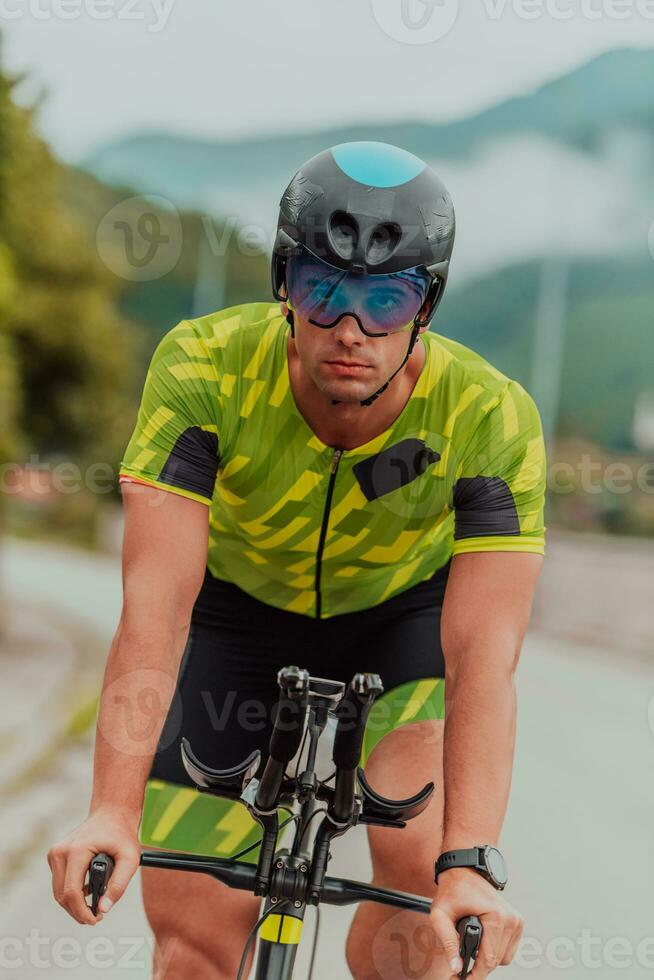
[314,447,344,619]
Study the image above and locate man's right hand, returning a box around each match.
[47,807,142,924]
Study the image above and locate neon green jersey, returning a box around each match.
[119,302,546,618]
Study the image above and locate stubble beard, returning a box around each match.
[316,370,379,407]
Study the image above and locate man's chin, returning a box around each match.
[321,381,376,405]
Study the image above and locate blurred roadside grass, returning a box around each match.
[0,600,104,885]
[65,692,101,740]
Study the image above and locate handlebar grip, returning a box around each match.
[88,853,115,916]
[333,674,381,770]
[268,666,308,764]
[456,915,483,978]
[269,693,305,763]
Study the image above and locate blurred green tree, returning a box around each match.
[0,49,141,492]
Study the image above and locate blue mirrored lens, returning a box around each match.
[286,248,430,334]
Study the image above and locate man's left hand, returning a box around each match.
[431,867,524,977]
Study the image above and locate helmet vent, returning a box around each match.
[328,211,358,260]
[366,222,402,266]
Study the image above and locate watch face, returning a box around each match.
[485,847,508,885]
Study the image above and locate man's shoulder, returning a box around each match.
[425,330,509,388]
[186,301,285,345]
[152,302,286,374]
[423,330,540,435]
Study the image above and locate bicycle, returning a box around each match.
[89,665,482,978]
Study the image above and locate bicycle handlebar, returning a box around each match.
[91,850,480,975]
[138,849,431,914]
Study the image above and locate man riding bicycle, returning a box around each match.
[49,141,546,979]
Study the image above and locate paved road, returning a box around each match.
[2,538,653,978]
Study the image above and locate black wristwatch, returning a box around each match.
[434,846,508,891]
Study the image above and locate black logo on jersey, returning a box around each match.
[353,438,440,501]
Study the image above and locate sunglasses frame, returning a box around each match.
[281,244,442,338]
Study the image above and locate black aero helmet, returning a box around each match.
[271,140,455,328]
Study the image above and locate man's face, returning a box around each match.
[280,290,423,406]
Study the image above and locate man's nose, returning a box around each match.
[332,315,362,344]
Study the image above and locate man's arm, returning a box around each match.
[440,550,542,850]
[431,549,542,977]
[48,483,209,924]
[89,482,209,823]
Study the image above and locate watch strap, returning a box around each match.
[436,847,482,877]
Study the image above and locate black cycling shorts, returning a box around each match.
[139,559,450,861]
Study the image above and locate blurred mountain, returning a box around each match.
[81,47,654,212]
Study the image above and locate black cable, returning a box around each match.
[234,809,326,977]
[231,722,334,975]
[298,806,328,853]
[293,724,310,780]
[225,811,298,861]
[236,898,292,980]
[307,905,321,980]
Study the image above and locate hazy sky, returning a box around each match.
[3,0,653,161]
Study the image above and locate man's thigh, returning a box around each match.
[344,718,446,978]
[364,716,444,896]
[141,865,261,979]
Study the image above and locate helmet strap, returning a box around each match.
[357,322,421,408]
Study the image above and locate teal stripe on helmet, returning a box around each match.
[331,141,425,188]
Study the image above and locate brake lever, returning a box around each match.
[88,853,115,916]
[456,915,482,978]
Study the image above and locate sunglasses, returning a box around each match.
[285,246,433,337]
